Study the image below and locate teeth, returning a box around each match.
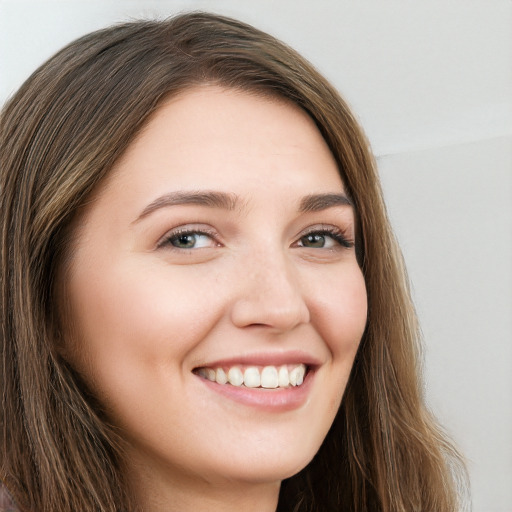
[261,366,279,389]
[215,368,228,385]
[289,365,304,386]
[198,364,307,389]
[243,367,261,388]
[202,368,216,382]
[228,366,244,387]
[278,365,290,387]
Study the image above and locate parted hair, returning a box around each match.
[0,12,466,512]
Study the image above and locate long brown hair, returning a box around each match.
[0,12,467,512]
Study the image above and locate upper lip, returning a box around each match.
[194,350,323,369]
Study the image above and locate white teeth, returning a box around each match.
[278,365,290,387]
[228,366,244,387]
[260,366,279,389]
[203,368,216,382]
[243,367,261,388]
[198,364,307,389]
[289,365,305,386]
[215,368,228,385]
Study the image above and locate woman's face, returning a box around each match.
[63,86,367,493]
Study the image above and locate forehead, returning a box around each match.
[92,85,345,214]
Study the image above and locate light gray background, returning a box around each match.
[1,2,511,511]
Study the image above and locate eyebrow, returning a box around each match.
[299,193,353,212]
[134,190,240,223]
[133,190,353,223]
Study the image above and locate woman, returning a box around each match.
[0,12,467,512]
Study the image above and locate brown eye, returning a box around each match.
[300,233,327,248]
[171,234,198,249]
[297,228,353,250]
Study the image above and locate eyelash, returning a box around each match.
[298,226,354,249]
[157,225,354,251]
[157,227,219,250]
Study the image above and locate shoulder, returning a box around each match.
[0,483,18,512]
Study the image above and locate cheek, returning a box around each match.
[307,265,367,407]
[278,263,365,447]
[63,259,223,395]
[309,264,367,356]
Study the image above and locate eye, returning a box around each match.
[158,228,219,250]
[299,233,335,249]
[297,228,353,249]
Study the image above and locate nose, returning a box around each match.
[229,250,311,332]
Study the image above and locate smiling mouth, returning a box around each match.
[194,364,308,389]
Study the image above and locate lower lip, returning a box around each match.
[197,371,315,412]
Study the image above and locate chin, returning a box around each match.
[207,443,318,485]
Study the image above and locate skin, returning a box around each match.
[62,86,368,512]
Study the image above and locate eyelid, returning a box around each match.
[296,224,354,249]
[154,222,353,251]
[156,224,221,250]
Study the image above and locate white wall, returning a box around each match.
[1,2,511,510]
